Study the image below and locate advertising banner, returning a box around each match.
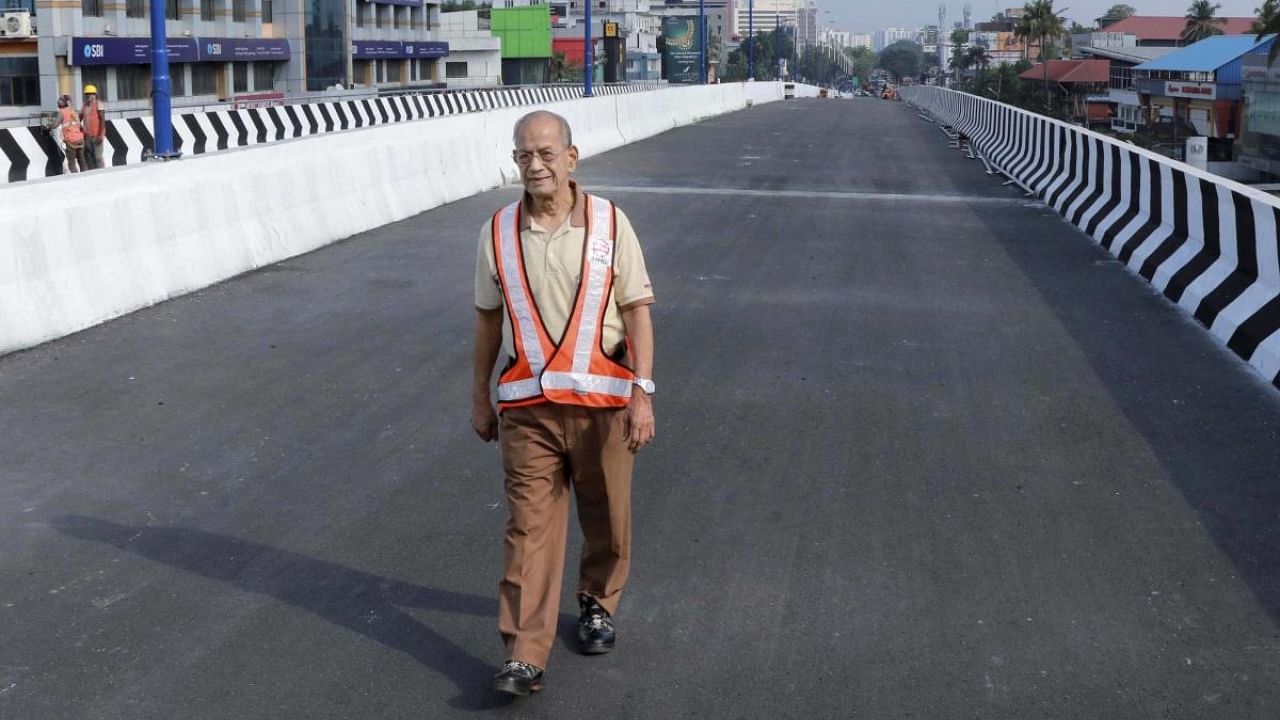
[72,37,199,65]
[353,41,448,59]
[71,37,290,65]
[662,16,703,84]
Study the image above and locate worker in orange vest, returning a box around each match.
[57,95,86,173]
[472,110,656,697]
[81,84,107,170]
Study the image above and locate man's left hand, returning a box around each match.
[624,391,655,453]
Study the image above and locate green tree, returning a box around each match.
[844,45,876,82]
[1096,3,1136,27]
[951,28,971,46]
[721,29,793,81]
[1182,0,1227,44]
[1015,0,1066,107]
[1256,0,1280,64]
[878,40,924,81]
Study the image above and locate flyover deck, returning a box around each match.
[2,98,1278,719]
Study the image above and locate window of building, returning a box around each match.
[233,63,249,92]
[0,57,39,106]
[253,62,274,90]
[126,0,146,17]
[446,61,467,78]
[375,60,385,83]
[81,66,108,100]
[232,0,245,21]
[387,59,403,83]
[192,64,219,95]
[355,1,364,27]
[262,0,272,22]
[118,65,151,100]
[170,64,187,96]
[166,0,180,19]
[201,0,215,21]
[82,0,102,17]
[393,5,402,28]
[375,4,387,28]
[409,5,419,29]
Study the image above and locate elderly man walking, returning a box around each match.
[471,110,656,697]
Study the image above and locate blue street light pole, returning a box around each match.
[747,0,754,80]
[699,0,706,83]
[584,0,593,97]
[148,0,178,158]
[775,13,782,79]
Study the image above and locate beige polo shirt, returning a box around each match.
[475,186,654,361]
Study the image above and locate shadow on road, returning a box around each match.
[49,515,535,712]
[984,211,1280,628]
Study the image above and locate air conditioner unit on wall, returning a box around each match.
[1,10,34,38]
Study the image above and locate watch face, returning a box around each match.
[635,378,655,394]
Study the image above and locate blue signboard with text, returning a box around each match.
[352,41,448,60]
[71,37,291,65]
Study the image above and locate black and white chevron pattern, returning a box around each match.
[902,85,1280,389]
[1,83,661,185]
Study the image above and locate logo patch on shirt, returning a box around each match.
[589,235,612,268]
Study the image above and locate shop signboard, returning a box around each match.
[71,37,199,65]
[1164,81,1217,100]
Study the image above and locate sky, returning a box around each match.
[822,0,1267,34]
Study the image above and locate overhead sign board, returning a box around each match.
[71,37,290,65]
[1164,81,1217,100]
[352,41,448,59]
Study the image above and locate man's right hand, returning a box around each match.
[472,401,498,442]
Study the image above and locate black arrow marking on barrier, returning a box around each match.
[345,102,360,128]
[1196,192,1257,328]
[1225,206,1280,371]
[30,125,64,177]
[282,104,302,136]
[1101,152,1141,252]
[1137,169,1189,281]
[1086,144,1124,238]
[1164,178,1222,305]
[408,95,424,119]
[337,103,352,130]
[110,121,138,166]
[265,107,287,141]
[300,104,319,134]
[0,128,29,183]
[462,93,476,112]
[387,98,401,123]
[1117,158,1163,265]
[183,114,207,154]
[207,112,231,151]
[226,111,250,148]
[316,103,334,133]
[367,98,384,125]
[246,109,268,144]
[1068,136,1105,226]
[444,93,460,115]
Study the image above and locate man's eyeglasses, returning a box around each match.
[513,148,566,166]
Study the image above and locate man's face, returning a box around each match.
[513,117,577,200]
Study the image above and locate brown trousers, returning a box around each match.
[498,402,634,669]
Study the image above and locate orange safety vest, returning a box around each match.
[60,107,84,145]
[492,194,635,411]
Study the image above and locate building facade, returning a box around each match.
[0,0,504,122]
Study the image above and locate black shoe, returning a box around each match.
[492,660,543,696]
[577,594,616,655]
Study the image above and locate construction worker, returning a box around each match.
[81,85,107,170]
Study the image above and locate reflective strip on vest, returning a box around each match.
[496,377,543,402]
[541,371,632,398]
[570,196,615,376]
[496,202,548,378]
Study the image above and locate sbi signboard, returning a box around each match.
[71,37,289,65]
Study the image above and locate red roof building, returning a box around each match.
[1018,59,1111,84]
[1101,15,1258,46]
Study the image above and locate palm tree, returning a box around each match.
[1182,0,1227,44]
[1015,0,1066,108]
[966,44,991,72]
[1256,0,1280,64]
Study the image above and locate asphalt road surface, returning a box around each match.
[3,98,1280,719]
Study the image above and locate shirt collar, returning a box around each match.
[521,180,587,231]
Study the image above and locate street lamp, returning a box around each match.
[584,0,593,96]
[700,0,707,83]
[148,0,178,158]
[747,0,754,80]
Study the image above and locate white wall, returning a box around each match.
[0,82,807,355]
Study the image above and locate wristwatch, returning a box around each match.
[632,377,656,395]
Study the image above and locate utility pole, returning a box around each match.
[700,0,707,83]
[585,0,594,96]
[148,0,178,158]
[747,0,754,80]
[775,13,782,79]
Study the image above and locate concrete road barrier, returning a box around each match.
[0,82,811,356]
